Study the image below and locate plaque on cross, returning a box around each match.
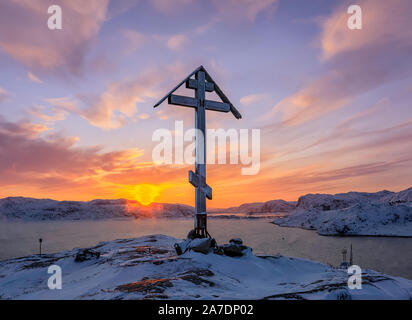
[153,65,241,238]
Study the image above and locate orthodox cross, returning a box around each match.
[153,65,241,238]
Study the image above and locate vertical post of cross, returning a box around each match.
[194,70,207,237]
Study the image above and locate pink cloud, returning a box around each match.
[321,0,412,60]
[0,0,109,75]
[45,65,183,129]
[27,72,43,84]
[28,105,67,123]
[240,93,271,106]
[167,34,188,51]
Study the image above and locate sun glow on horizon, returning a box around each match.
[119,183,171,206]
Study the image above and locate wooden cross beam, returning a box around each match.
[168,95,230,112]
[153,65,241,238]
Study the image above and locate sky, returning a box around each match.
[0,0,412,207]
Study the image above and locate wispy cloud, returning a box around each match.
[240,94,271,106]
[167,34,188,51]
[27,72,43,84]
[28,105,67,123]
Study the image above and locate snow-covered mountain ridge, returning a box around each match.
[273,187,412,236]
[212,199,296,214]
[0,197,194,220]
[0,197,296,221]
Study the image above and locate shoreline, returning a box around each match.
[271,221,412,238]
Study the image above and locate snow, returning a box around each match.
[0,197,194,221]
[273,188,412,236]
[0,235,411,300]
[213,200,296,214]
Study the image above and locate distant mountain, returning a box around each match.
[3,187,412,227]
[0,196,297,221]
[0,197,194,221]
[212,199,296,214]
[273,187,412,237]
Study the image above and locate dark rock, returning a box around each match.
[181,274,215,286]
[179,269,215,286]
[181,269,214,277]
[229,238,243,245]
[116,278,173,293]
[213,247,224,255]
[187,229,196,240]
[221,244,249,257]
[75,249,100,262]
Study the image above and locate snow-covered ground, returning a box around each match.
[0,235,411,300]
[273,188,412,236]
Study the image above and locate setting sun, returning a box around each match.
[118,183,170,206]
[134,184,160,205]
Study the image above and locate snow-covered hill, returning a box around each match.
[0,197,296,221]
[0,197,194,221]
[214,199,296,214]
[0,235,410,300]
[273,188,412,236]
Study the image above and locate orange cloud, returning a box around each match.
[28,105,67,123]
[0,116,144,193]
